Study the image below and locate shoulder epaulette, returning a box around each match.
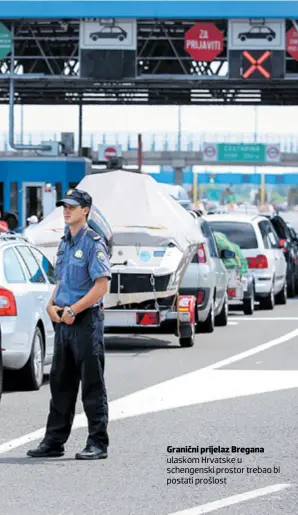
[86,228,102,241]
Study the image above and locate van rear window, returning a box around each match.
[208,221,258,249]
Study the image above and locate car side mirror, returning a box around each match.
[220,249,235,259]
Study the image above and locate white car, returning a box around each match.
[180,213,229,332]
[207,214,287,310]
[0,234,56,390]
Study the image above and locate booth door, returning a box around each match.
[22,182,45,228]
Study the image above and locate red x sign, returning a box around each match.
[242,50,271,79]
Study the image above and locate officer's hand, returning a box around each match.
[47,305,62,323]
[61,307,75,325]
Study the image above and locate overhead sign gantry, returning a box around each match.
[0,1,297,106]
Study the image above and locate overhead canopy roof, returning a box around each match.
[1,18,298,105]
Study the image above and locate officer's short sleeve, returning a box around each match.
[54,240,64,281]
[88,240,112,282]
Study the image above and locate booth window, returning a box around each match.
[10,182,18,212]
[55,182,62,201]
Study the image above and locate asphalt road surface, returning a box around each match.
[1,295,298,515]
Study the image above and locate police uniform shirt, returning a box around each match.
[54,225,111,308]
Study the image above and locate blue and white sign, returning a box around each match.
[153,250,166,258]
[80,18,137,50]
[228,19,286,50]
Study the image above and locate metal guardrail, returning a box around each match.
[1,131,298,154]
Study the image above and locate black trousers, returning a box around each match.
[43,308,109,449]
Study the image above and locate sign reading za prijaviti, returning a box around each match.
[184,22,223,61]
[203,143,280,163]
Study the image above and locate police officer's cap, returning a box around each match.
[56,189,92,208]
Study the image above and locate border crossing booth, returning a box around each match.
[0,157,90,231]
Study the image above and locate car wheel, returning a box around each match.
[215,294,228,326]
[179,327,196,348]
[118,35,125,41]
[259,285,275,310]
[179,322,196,348]
[243,290,255,315]
[199,299,215,333]
[240,36,246,41]
[91,35,98,41]
[267,36,273,41]
[287,273,295,298]
[275,282,287,305]
[20,326,45,390]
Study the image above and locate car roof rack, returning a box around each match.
[0,233,29,242]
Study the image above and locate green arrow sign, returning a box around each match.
[218,143,266,163]
[0,23,12,60]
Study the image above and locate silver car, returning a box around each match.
[0,233,56,390]
[179,213,230,332]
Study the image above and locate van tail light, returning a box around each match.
[197,244,207,264]
[0,287,17,316]
[247,255,268,269]
[197,290,205,305]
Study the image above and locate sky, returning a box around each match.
[0,104,298,173]
[1,104,298,137]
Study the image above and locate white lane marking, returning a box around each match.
[2,370,298,455]
[93,369,298,425]
[0,428,46,455]
[1,328,298,454]
[166,484,291,515]
[227,321,238,325]
[203,327,298,371]
[230,317,298,321]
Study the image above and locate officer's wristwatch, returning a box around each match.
[66,307,76,318]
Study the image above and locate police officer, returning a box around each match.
[27,188,111,460]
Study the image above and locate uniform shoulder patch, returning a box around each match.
[97,251,105,261]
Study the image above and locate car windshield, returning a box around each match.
[208,221,258,249]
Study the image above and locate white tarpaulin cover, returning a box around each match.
[24,170,203,250]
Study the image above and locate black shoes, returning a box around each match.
[27,442,64,458]
[75,444,108,460]
[26,442,107,460]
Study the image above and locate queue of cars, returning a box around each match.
[207,213,288,310]
[0,206,295,400]
[179,209,290,334]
